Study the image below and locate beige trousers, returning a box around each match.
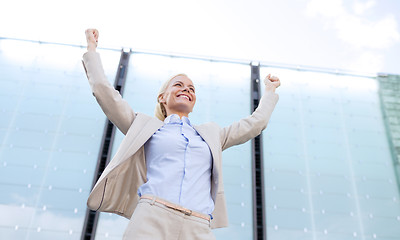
[123,197,216,240]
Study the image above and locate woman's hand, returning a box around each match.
[264,74,280,92]
[85,29,99,52]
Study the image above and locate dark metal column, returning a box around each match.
[250,62,266,240]
[81,49,131,240]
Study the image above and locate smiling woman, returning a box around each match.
[82,28,280,240]
[155,73,196,121]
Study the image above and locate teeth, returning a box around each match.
[178,95,190,100]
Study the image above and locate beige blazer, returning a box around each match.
[82,51,279,229]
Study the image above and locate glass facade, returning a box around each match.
[378,74,400,192]
[260,68,400,239]
[0,39,399,240]
[0,39,120,239]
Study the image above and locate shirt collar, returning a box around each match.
[164,114,191,126]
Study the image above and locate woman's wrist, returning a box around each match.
[87,45,97,52]
[264,87,276,93]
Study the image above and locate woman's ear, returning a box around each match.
[158,94,166,104]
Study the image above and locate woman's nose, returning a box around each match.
[182,86,189,92]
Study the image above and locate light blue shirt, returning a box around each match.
[138,114,215,215]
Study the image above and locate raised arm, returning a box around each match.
[220,74,280,151]
[82,29,135,135]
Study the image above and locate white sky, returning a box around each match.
[1,0,399,75]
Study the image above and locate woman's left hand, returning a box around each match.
[264,74,280,92]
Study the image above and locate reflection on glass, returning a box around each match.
[0,40,120,239]
[261,68,400,239]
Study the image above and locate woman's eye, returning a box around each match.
[190,88,195,93]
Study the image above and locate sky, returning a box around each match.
[0,0,399,75]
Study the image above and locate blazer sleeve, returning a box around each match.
[82,51,135,135]
[220,91,279,151]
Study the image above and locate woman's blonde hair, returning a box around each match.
[154,73,189,121]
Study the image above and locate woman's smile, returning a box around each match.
[176,93,192,101]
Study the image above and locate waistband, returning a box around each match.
[139,195,211,222]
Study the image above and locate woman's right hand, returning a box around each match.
[85,29,99,52]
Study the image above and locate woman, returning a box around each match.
[83,29,280,240]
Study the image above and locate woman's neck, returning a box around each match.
[167,112,189,119]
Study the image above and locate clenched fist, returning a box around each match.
[85,29,99,52]
[264,74,281,92]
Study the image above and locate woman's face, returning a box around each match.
[159,75,196,117]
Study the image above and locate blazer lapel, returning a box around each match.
[123,114,164,159]
[193,124,221,185]
[106,113,164,170]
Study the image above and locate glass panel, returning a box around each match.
[261,68,400,239]
[95,53,253,240]
[0,39,120,239]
